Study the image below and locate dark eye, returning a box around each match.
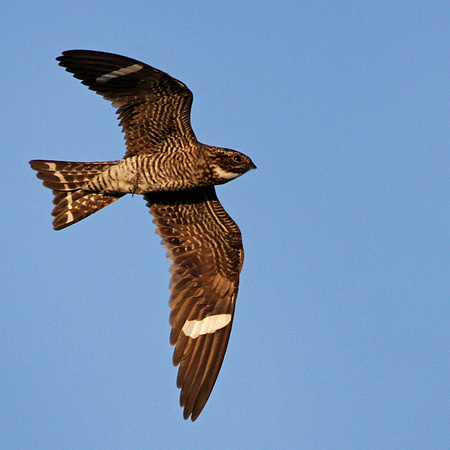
[233,155,242,163]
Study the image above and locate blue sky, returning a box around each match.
[2,1,449,448]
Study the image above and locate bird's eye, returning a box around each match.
[233,155,242,163]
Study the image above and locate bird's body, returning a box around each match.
[30,50,255,421]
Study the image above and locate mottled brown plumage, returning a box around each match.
[29,50,255,421]
[147,187,243,420]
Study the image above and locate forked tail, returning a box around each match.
[29,160,124,230]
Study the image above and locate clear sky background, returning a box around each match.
[2,1,448,449]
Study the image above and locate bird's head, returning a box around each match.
[208,147,256,185]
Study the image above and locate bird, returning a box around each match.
[29,50,256,421]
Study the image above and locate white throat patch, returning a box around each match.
[213,166,241,181]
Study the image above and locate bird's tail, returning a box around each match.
[29,160,125,230]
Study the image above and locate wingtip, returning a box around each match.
[55,49,91,64]
[182,407,200,422]
[56,49,71,62]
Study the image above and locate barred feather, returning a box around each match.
[30,159,123,230]
[30,50,256,421]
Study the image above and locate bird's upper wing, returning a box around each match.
[57,50,197,158]
[145,187,243,421]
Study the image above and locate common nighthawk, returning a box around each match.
[29,50,255,421]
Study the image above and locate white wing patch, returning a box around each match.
[182,314,232,339]
[96,64,144,83]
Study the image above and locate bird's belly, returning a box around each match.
[82,156,195,194]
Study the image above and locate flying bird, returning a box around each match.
[29,50,255,421]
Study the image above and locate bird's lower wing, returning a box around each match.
[145,186,243,421]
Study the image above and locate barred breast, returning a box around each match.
[84,150,208,195]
